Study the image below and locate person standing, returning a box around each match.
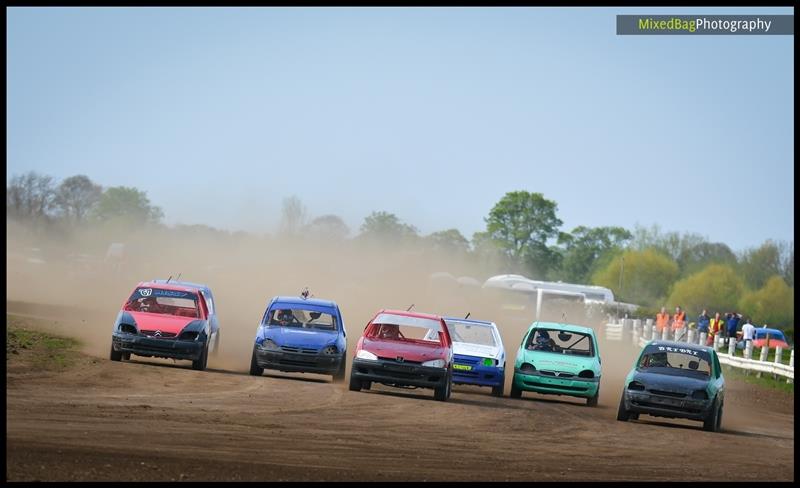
[697,309,711,335]
[725,312,742,346]
[741,318,756,351]
[656,307,670,334]
[707,312,724,346]
[672,306,687,340]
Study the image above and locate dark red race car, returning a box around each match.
[349,309,454,401]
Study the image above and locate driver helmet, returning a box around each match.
[536,330,551,345]
[277,309,294,323]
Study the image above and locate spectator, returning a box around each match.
[741,318,756,350]
[724,312,742,346]
[656,307,670,333]
[672,306,687,340]
[697,309,710,335]
[707,312,724,346]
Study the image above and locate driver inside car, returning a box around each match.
[377,324,402,340]
[274,309,297,326]
[533,330,555,352]
[645,352,669,368]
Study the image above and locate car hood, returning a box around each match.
[519,350,597,374]
[128,312,198,334]
[263,326,338,349]
[361,338,447,363]
[631,370,710,392]
[453,342,502,360]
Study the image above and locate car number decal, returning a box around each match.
[453,364,472,371]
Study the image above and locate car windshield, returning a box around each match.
[368,313,444,345]
[124,287,200,318]
[525,328,595,357]
[638,345,712,376]
[266,308,337,331]
[446,321,496,347]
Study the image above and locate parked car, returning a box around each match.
[349,309,454,401]
[511,322,601,406]
[736,327,791,350]
[425,317,505,396]
[249,296,347,382]
[110,280,220,370]
[617,340,725,432]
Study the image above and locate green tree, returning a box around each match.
[557,226,632,283]
[6,171,57,222]
[738,240,782,290]
[358,211,418,244]
[631,224,706,263]
[304,214,350,241]
[592,249,679,307]
[676,241,737,278]
[667,264,745,316]
[92,186,164,225]
[54,174,103,223]
[426,229,470,255]
[484,191,563,278]
[738,275,794,328]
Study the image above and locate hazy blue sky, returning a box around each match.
[7,7,794,252]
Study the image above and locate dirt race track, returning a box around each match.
[5,303,795,482]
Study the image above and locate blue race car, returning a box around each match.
[426,317,506,396]
[249,295,347,382]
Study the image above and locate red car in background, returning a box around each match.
[349,309,454,401]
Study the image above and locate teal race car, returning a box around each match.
[511,322,601,406]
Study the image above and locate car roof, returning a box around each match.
[151,279,211,292]
[137,281,202,294]
[270,296,338,308]
[645,340,712,353]
[377,309,443,321]
[529,321,594,335]
[444,317,495,327]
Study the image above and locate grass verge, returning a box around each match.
[6,314,81,370]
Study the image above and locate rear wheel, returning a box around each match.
[348,373,362,392]
[109,343,122,362]
[510,383,522,399]
[249,347,263,376]
[192,342,209,371]
[616,394,630,421]
[587,387,599,407]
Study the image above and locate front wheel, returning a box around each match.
[249,347,263,376]
[491,383,504,397]
[122,352,131,361]
[616,394,630,421]
[192,342,209,371]
[703,400,721,432]
[510,383,522,399]
[348,373,362,392]
[434,374,451,402]
[211,331,220,357]
[332,361,346,383]
[586,387,599,407]
[109,343,122,362]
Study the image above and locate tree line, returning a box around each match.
[7,172,794,330]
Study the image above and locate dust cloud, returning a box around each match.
[6,217,640,394]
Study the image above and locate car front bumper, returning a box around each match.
[255,349,344,375]
[452,357,503,387]
[513,369,599,398]
[623,391,713,421]
[351,358,448,390]
[112,333,204,361]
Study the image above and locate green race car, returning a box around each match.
[511,322,601,406]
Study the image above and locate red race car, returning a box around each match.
[349,309,454,401]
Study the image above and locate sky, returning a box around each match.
[7,7,794,253]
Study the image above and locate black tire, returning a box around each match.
[630,412,639,420]
[110,343,122,362]
[192,341,209,371]
[510,383,522,399]
[587,387,599,407]
[434,372,452,402]
[491,383,504,397]
[122,352,131,361]
[249,347,263,376]
[703,399,721,432]
[362,380,371,390]
[616,394,630,421]
[332,361,346,383]
[348,373,362,392]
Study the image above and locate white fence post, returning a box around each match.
[662,327,669,341]
[632,320,640,346]
[774,346,783,380]
[756,345,768,378]
[699,332,708,347]
[788,350,794,384]
[727,338,736,357]
[687,329,695,345]
[712,335,720,352]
